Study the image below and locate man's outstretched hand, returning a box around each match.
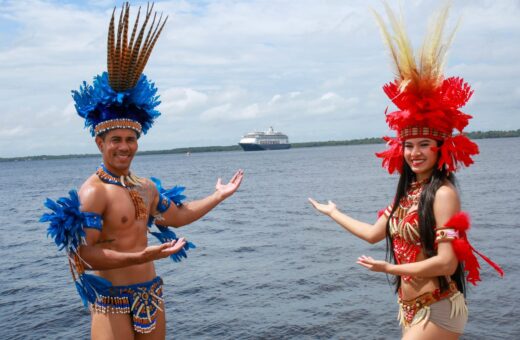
[140,238,187,263]
[215,169,244,201]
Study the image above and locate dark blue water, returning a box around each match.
[1,138,518,339]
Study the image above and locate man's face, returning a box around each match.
[95,129,138,174]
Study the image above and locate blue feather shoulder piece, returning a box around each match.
[40,189,112,308]
[151,177,186,206]
[40,189,97,253]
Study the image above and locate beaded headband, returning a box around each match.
[398,126,450,140]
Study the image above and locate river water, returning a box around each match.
[0,138,518,339]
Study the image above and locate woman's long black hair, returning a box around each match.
[385,154,466,296]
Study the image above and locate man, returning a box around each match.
[81,128,242,339]
[41,3,244,339]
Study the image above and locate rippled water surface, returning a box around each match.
[1,138,518,339]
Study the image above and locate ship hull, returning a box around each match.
[239,143,291,151]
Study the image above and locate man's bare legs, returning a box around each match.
[91,301,166,340]
[135,301,166,340]
[91,311,135,340]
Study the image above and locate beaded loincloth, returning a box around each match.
[398,281,467,328]
[91,276,164,334]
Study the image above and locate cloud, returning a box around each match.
[160,87,209,117]
[307,92,359,115]
[200,103,232,121]
[199,102,260,122]
[0,126,30,139]
[239,103,261,119]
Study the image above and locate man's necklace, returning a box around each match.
[96,164,148,220]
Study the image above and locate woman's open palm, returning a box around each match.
[308,198,337,216]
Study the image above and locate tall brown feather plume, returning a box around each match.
[134,15,168,85]
[132,11,158,86]
[126,3,154,88]
[372,1,457,95]
[122,5,140,89]
[107,8,116,82]
[120,6,141,90]
[107,2,167,92]
[120,3,131,90]
[112,6,125,90]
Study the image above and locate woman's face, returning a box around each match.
[403,137,439,180]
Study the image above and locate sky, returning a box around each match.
[0,0,519,157]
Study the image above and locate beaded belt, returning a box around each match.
[398,281,459,327]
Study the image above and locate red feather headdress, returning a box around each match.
[373,3,479,174]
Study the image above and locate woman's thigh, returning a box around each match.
[402,320,460,340]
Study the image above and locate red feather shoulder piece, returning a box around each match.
[444,212,504,285]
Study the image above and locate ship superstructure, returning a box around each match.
[239,127,291,151]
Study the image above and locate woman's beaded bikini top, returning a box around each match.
[385,179,429,281]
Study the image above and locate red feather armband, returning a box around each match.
[444,212,504,285]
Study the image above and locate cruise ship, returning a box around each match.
[239,127,291,151]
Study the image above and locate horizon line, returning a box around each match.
[1,128,519,162]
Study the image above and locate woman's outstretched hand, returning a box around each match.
[356,255,391,273]
[308,198,337,216]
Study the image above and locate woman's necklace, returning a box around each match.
[96,163,147,220]
[400,178,429,209]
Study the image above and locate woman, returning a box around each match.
[309,3,503,339]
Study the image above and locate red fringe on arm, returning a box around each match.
[444,212,504,285]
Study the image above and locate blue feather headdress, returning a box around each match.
[72,72,161,136]
[72,2,167,137]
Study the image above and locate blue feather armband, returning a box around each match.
[156,194,171,213]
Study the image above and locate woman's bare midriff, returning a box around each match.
[399,251,442,300]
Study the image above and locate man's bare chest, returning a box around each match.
[102,185,153,232]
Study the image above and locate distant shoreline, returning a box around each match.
[1,129,519,162]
